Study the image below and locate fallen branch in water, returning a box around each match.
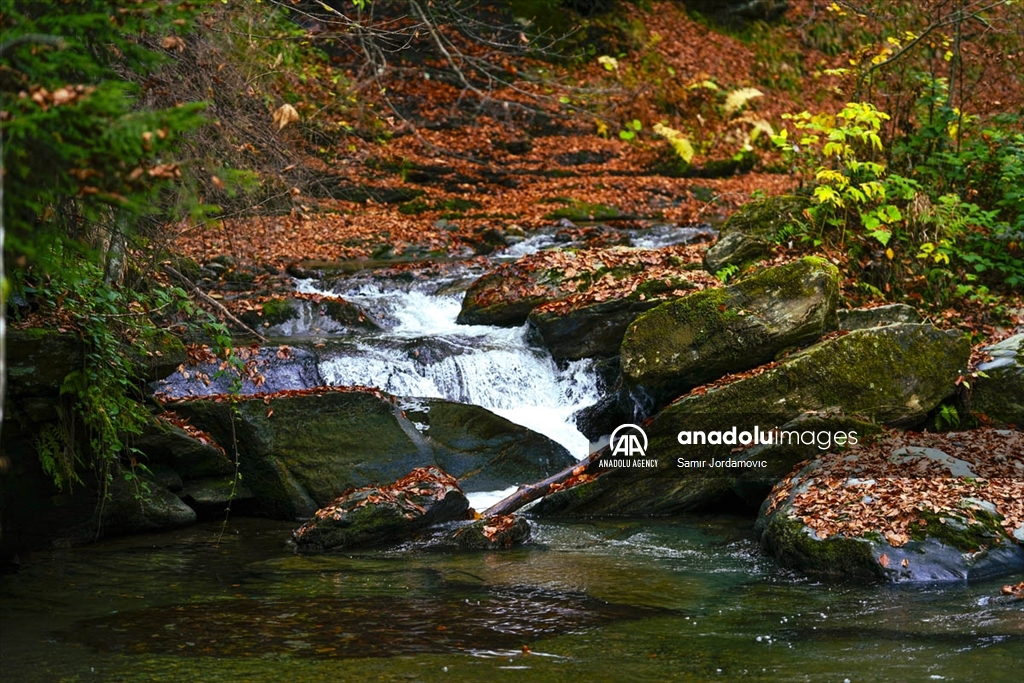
[482,446,608,517]
[163,264,269,343]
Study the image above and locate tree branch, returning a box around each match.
[0,33,66,58]
[482,447,608,517]
[162,264,269,343]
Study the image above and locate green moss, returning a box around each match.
[908,507,1008,552]
[764,512,884,580]
[260,298,299,326]
[722,194,810,240]
[734,256,839,304]
[398,198,430,215]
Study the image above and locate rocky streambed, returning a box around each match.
[4,214,1023,585]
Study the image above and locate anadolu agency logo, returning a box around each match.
[599,424,659,469]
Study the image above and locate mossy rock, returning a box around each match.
[292,466,469,552]
[528,287,682,361]
[756,444,1024,583]
[621,257,840,411]
[838,303,923,331]
[134,330,188,382]
[98,464,198,536]
[970,333,1023,427]
[703,194,809,273]
[134,417,235,479]
[179,476,256,519]
[458,246,707,328]
[440,515,531,550]
[535,323,970,517]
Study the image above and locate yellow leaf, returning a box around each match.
[724,87,763,117]
[272,103,300,131]
[885,247,894,260]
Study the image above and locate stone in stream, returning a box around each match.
[755,430,1024,582]
[152,345,324,398]
[236,295,381,336]
[534,322,971,517]
[620,256,841,414]
[168,388,575,519]
[455,245,715,358]
[292,466,470,552]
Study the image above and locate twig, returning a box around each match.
[162,264,269,343]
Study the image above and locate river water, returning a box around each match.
[2,517,1021,682]
[2,227,1022,680]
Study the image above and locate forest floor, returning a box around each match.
[164,0,1022,342]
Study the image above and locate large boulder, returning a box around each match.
[621,257,840,412]
[292,466,469,552]
[534,322,971,517]
[970,334,1023,427]
[756,430,1024,582]
[456,244,715,331]
[169,388,574,518]
[237,294,380,337]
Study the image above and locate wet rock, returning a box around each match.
[621,257,840,413]
[438,515,531,550]
[99,464,198,535]
[456,244,711,329]
[179,476,256,519]
[838,303,923,331]
[238,296,380,337]
[756,432,1024,582]
[528,274,701,360]
[133,330,188,382]
[402,399,576,492]
[134,418,235,479]
[170,389,574,519]
[970,333,1023,427]
[702,194,808,273]
[535,323,970,517]
[293,466,470,552]
[153,345,324,399]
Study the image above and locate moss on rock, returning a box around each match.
[621,257,840,409]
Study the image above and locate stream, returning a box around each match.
[2,225,1022,680]
[1,517,1021,681]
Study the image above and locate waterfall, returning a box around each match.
[298,279,601,458]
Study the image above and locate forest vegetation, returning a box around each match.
[1,0,1022,499]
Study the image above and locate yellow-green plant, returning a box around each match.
[772,102,910,248]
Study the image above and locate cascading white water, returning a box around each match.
[296,280,601,459]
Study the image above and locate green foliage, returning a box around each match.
[714,263,739,283]
[934,404,960,431]
[0,0,243,494]
[1,0,211,270]
[771,96,1023,308]
[619,118,642,141]
[18,261,233,492]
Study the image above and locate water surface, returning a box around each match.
[2,516,1020,682]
